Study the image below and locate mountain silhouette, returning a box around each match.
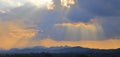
[0,46,120,54]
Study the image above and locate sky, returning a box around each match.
[0,0,120,50]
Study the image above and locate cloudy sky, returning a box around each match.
[0,0,120,50]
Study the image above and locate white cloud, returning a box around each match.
[0,0,76,10]
[3,0,23,7]
[0,9,10,13]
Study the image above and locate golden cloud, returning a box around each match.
[55,22,96,28]
[40,37,120,49]
[0,21,38,50]
[0,21,119,50]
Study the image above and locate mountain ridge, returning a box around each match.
[0,46,120,54]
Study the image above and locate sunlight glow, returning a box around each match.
[54,20,105,40]
[0,21,38,50]
[61,0,75,8]
[40,38,120,49]
[0,0,76,10]
[29,0,75,9]
[29,0,55,10]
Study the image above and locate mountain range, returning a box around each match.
[0,46,120,54]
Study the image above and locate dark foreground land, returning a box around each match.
[0,47,120,57]
[0,53,120,57]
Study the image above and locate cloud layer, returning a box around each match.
[0,21,38,49]
[40,38,120,49]
[0,0,120,49]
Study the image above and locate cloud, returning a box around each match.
[0,9,10,13]
[28,0,55,10]
[54,19,105,41]
[55,22,96,27]
[0,1,71,40]
[0,0,76,10]
[0,0,24,10]
[61,0,75,8]
[0,0,120,49]
[97,17,120,39]
[0,20,119,50]
[0,0,119,40]
[67,0,120,22]
[0,21,38,50]
[39,37,120,49]
[26,0,76,9]
[77,0,120,17]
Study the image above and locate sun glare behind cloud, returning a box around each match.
[0,0,76,10]
[29,0,54,9]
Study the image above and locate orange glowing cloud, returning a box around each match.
[55,22,96,28]
[40,37,120,49]
[0,21,119,50]
[0,21,38,50]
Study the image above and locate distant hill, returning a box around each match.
[0,46,120,54]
